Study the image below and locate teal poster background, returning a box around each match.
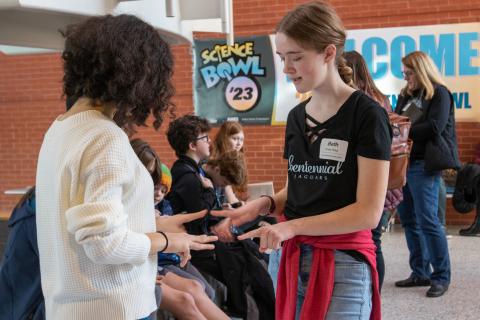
[193,36,275,125]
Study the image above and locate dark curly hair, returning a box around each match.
[61,14,175,130]
[167,114,211,157]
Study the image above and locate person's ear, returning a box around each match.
[188,141,197,152]
[323,44,337,63]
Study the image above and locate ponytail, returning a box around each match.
[337,56,355,88]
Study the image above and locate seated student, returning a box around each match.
[166,115,216,222]
[210,121,281,289]
[202,152,248,211]
[166,115,275,319]
[0,187,45,320]
[154,163,220,307]
[155,163,174,216]
[130,138,228,320]
[211,121,247,206]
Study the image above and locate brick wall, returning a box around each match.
[1,0,480,226]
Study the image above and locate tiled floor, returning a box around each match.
[381,225,480,320]
[1,222,480,319]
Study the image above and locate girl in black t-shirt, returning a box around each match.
[213,2,391,320]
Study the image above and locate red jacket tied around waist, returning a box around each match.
[276,230,381,320]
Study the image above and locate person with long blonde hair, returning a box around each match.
[401,51,447,99]
[394,51,459,298]
[212,2,392,319]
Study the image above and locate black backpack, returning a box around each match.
[452,163,480,214]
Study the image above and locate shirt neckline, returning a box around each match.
[300,90,360,137]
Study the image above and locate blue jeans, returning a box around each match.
[371,211,388,292]
[296,246,372,320]
[268,248,282,295]
[397,160,451,284]
[438,177,447,226]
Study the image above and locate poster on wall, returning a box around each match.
[193,22,480,125]
[345,22,480,123]
[193,36,276,125]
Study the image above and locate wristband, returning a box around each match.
[260,195,276,216]
[156,231,169,253]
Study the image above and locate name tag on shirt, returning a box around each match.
[319,139,348,162]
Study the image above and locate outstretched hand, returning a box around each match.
[147,231,217,267]
[210,197,271,226]
[237,222,296,253]
[156,210,208,233]
[165,233,218,267]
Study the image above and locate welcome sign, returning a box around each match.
[345,22,480,123]
[193,23,480,125]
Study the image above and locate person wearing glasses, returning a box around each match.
[129,138,229,320]
[166,115,275,319]
[393,51,458,298]
[166,114,216,225]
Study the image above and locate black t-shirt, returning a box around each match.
[283,91,392,220]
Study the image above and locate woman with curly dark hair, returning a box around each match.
[35,14,216,320]
[62,14,176,131]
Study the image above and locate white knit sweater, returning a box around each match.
[36,110,157,320]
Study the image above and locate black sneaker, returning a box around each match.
[426,283,449,297]
[395,276,431,287]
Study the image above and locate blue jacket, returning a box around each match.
[0,197,45,320]
[155,199,180,266]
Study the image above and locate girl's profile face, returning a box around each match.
[275,32,328,93]
[229,131,244,151]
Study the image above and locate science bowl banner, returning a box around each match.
[193,36,275,125]
[193,23,480,125]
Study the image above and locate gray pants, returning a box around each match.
[163,263,216,300]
